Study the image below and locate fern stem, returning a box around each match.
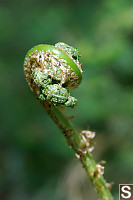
[24,42,113,200]
[40,99,113,200]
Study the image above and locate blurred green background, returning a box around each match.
[0,0,133,199]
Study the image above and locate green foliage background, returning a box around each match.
[0,0,133,199]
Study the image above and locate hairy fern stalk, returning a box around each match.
[24,42,113,200]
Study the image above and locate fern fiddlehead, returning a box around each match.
[24,42,113,200]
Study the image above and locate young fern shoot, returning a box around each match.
[24,42,113,200]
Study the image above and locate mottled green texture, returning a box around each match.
[24,44,82,83]
[24,43,82,107]
[31,61,77,107]
[55,42,81,60]
[40,84,77,107]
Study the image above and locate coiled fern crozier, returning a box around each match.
[24,42,113,200]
